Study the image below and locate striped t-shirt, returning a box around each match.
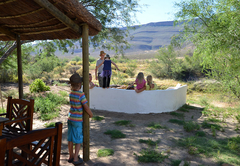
[68,90,88,122]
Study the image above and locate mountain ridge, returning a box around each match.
[56,20,184,59]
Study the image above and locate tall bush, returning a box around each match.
[150,45,203,81]
[29,79,50,93]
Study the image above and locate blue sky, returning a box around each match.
[135,0,182,25]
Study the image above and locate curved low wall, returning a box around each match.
[89,85,187,114]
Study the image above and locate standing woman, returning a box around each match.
[95,51,106,87]
[96,54,120,88]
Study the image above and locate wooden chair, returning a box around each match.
[2,96,34,139]
[0,122,62,166]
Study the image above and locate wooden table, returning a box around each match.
[0,117,9,136]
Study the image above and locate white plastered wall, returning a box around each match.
[89,85,187,114]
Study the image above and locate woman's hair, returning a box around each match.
[146,75,152,85]
[136,72,144,84]
[70,83,81,91]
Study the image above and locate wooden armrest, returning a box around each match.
[4,117,31,126]
[0,113,7,117]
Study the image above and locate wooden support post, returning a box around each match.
[0,84,3,109]
[82,23,90,162]
[17,35,23,99]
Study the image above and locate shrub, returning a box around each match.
[44,122,56,128]
[26,56,61,80]
[58,90,68,97]
[71,56,82,62]
[53,66,64,75]
[34,97,59,120]
[89,56,96,63]
[104,130,126,138]
[183,121,200,132]
[114,120,131,126]
[149,46,204,81]
[76,68,83,76]
[34,92,68,120]
[11,74,29,84]
[134,149,168,163]
[92,116,104,121]
[125,62,137,77]
[0,107,6,114]
[170,112,184,119]
[195,131,206,137]
[236,114,240,123]
[97,149,114,157]
[29,79,50,93]
[139,139,161,146]
[147,122,168,129]
[168,119,185,125]
[201,120,222,131]
[3,89,18,98]
[70,61,77,65]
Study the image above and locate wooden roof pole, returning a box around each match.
[33,0,82,35]
[17,35,23,99]
[82,23,90,161]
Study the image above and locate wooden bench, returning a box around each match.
[0,122,62,166]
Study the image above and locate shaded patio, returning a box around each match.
[0,0,102,163]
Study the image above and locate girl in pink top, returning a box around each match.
[135,72,146,90]
[127,72,146,93]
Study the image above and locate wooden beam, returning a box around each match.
[0,26,16,39]
[33,0,82,35]
[17,35,23,99]
[82,24,90,162]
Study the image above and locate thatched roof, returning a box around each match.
[0,0,102,41]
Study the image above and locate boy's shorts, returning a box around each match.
[67,120,83,144]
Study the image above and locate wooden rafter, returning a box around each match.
[21,27,69,35]
[0,8,45,19]
[0,26,16,39]
[4,18,57,28]
[33,0,82,35]
[12,23,63,31]
[0,0,16,5]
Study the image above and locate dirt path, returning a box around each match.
[1,84,239,166]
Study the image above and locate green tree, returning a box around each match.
[150,45,177,78]
[173,0,240,98]
[0,42,33,82]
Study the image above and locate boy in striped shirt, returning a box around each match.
[67,73,93,165]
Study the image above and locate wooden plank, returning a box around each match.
[33,0,82,35]
[27,99,34,131]
[53,122,62,166]
[0,26,16,39]
[6,128,57,149]
[17,35,23,99]
[0,138,6,166]
[82,23,90,162]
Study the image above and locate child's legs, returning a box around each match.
[67,120,83,159]
[68,141,74,159]
[103,76,107,88]
[74,143,81,161]
[106,76,111,87]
